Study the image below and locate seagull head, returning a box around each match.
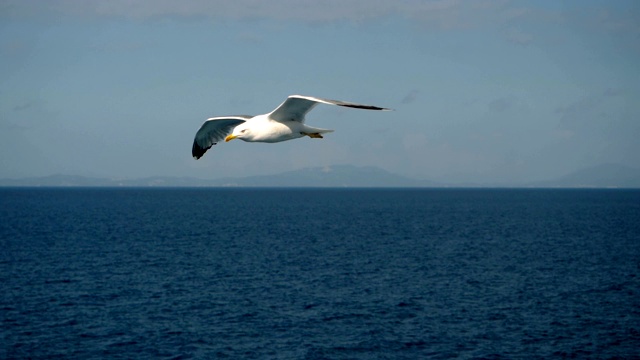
[225,124,251,142]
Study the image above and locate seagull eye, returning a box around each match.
[240,129,247,133]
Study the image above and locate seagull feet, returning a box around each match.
[301,132,324,139]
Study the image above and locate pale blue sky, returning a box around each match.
[1,0,638,183]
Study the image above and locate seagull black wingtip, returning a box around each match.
[192,142,213,160]
[338,104,390,111]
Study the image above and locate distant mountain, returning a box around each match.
[528,163,640,188]
[0,165,440,188]
[0,174,217,187]
[216,165,440,187]
[0,174,115,187]
[1,164,638,188]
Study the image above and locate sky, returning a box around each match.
[1,0,639,184]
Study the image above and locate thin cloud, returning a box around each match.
[4,0,637,42]
[0,0,540,29]
[603,87,625,97]
[488,96,518,113]
[504,28,533,46]
[555,95,597,124]
[235,31,264,44]
[1,0,396,22]
[401,89,420,104]
[13,102,34,112]
[554,89,623,135]
[592,7,640,34]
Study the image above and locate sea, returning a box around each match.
[1,188,639,359]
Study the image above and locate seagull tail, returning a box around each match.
[305,126,334,134]
[300,126,333,139]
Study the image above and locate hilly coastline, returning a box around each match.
[1,164,639,188]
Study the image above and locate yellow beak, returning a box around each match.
[225,134,237,142]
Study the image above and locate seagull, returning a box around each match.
[191,95,391,159]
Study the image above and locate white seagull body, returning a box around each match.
[191,95,391,159]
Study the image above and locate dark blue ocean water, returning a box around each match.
[1,188,639,359]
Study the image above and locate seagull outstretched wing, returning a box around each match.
[192,116,251,159]
[269,95,391,123]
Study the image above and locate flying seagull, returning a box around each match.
[191,95,391,159]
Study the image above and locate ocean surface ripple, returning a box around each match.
[1,188,639,359]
